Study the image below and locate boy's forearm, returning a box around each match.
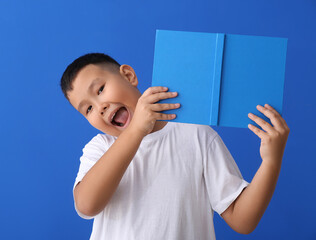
[74,127,144,217]
[222,158,282,234]
[221,104,289,234]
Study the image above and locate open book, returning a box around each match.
[151,30,288,128]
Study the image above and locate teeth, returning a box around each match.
[111,111,117,122]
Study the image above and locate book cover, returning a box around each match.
[151,29,288,128]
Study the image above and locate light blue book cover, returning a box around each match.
[151,29,288,128]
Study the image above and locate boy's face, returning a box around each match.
[68,64,142,137]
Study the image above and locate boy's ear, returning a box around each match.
[119,64,138,87]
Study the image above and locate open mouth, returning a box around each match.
[110,107,129,128]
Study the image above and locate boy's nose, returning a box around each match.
[100,107,106,115]
[98,103,109,115]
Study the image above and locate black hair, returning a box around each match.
[60,53,121,101]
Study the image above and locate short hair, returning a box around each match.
[60,53,121,100]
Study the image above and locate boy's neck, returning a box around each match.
[150,121,168,134]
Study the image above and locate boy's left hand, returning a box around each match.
[248,104,290,166]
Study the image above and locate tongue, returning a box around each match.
[114,107,128,125]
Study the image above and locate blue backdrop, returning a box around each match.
[1,0,315,239]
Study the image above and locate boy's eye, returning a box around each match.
[86,106,92,115]
[98,85,104,95]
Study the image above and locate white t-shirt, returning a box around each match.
[73,122,248,240]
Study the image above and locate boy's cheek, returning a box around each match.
[88,118,102,131]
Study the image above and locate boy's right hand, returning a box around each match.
[128,86,180,137]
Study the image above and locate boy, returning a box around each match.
[60,53,290,240]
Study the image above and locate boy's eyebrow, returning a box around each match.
[77,78,102,112]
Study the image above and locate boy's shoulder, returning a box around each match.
[171,122,218,144]
[82,133,116,153]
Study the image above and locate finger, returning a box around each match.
[145,91,178,103]
[256,105,284,131]
[264,104,289,129]
[248,123,267,139]
[151,103,180,112]
[142,86,168,98]
[248,112,274,133]
[155,112,177,121]
[263,104,281,117]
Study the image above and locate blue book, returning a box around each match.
[151,30,288,128]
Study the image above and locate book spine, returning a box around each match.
[210,33,225,125]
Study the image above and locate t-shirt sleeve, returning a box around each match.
[72,134,112,220]
[203,133,249,216]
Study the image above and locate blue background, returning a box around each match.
[1,0,315,239]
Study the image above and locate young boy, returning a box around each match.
[60,53,290,240]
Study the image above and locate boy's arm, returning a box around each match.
[74,87,179,217]
[221,104,290,234]
[74,126,144,217]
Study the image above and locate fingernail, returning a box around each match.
[175,103,180,107]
